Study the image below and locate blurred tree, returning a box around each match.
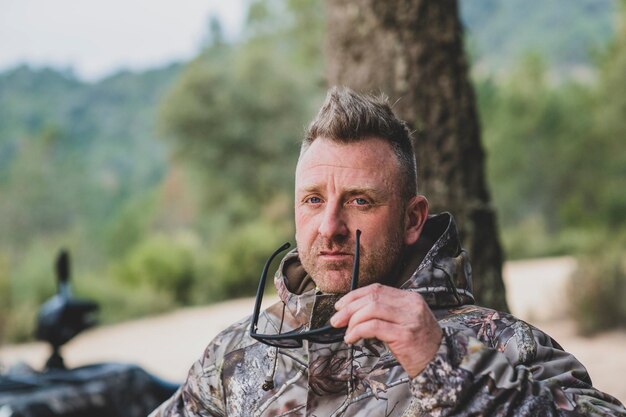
[0,253,9,344]
[112,233,196,304]
[566,3,626,334]
[0,129,78,248]
[160,0,324,236]
[157,0,325,299]
[479,55,597,231]
[593,0,626,228]
[325,0,508,311]
[104,191,158,257]
[201,15,225,48]
[476,1,626,258]
[568,231,626,335]
[459,0,615,73]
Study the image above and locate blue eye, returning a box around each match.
[307,196,322,204]
[353,198,368,205]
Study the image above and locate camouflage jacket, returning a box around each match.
[151,213,626,417]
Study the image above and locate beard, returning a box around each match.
[299,226,405,294]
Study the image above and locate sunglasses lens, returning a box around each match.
[308,328,346,344]
[252,326,307,348]
[252,336,303,348]
[251,324,346,347]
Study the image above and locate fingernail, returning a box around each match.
[335,299,343,310]
[330,313,338,326]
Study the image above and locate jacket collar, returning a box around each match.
[402,212,475,306]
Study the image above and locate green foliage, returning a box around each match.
[159,37,322,217]
[0,133,76,246]
[75,272,177,325]
[566,3,626,334]
[568,232,626,335]
[154,0,324,310]
[104,191,158,257]
[195,216,292,302]
[111,233,198,304]
[4,303,39,343]
[158,0,324,266]
[1,0,624,343]
[461,0,616,72]
[0,65,179,251]
[591,1,626,228]
[501,216,605,260]
[0,64,180,343]
[479,55,592,231]
[10,242,59,306]
[0,253,10,343]
[478,35,626,257]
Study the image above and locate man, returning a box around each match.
[152,87,626,416]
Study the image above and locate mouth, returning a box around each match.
[318,251,352,261]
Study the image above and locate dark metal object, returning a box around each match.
[1,248,179,417]
[35,250,98,370]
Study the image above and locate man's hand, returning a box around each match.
[330,284,443,378]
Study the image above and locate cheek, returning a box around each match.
[295,211,315,241]
[362,215,404,250]
[364,212,396,234]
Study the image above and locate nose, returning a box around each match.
[318,201,348,240]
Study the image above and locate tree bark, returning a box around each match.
[325,0,509,311]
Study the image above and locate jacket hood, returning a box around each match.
[274,212,475,328]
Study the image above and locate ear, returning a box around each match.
[403,195,429,245]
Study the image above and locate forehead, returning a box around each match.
[295,137,401,189]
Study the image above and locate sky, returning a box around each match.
[0,0,245,81]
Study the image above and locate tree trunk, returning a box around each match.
[325,0,509,311]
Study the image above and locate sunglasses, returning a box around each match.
[250,230,361,348]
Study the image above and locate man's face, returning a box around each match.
[295,137,423,294]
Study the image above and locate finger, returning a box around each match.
[344,318,404,345]
[343,293,431,337]
[331,285,403,327]
[344,309,439,345]
[341,299,406,330]
[332,287,426,328]
[334,283,384,309]
[335,283,401,310]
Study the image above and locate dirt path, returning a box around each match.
[2,257,625,404]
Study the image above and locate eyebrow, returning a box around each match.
[344,187,386,198]
[297,184,389,200]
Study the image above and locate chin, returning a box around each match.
[317,285,351,294]
[313,270,352,294]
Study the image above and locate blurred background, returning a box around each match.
[0,0,624,350]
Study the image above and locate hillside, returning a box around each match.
[0,64,181,250]
[460,0,616,73]
[0,0,616,250]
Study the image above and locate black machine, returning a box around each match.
[0,250,178,417]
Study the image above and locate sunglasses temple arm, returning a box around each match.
[252,242,291,331]
[351,230,361,290]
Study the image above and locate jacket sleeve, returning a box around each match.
[149,343,227,417]
[406,326,626,417]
